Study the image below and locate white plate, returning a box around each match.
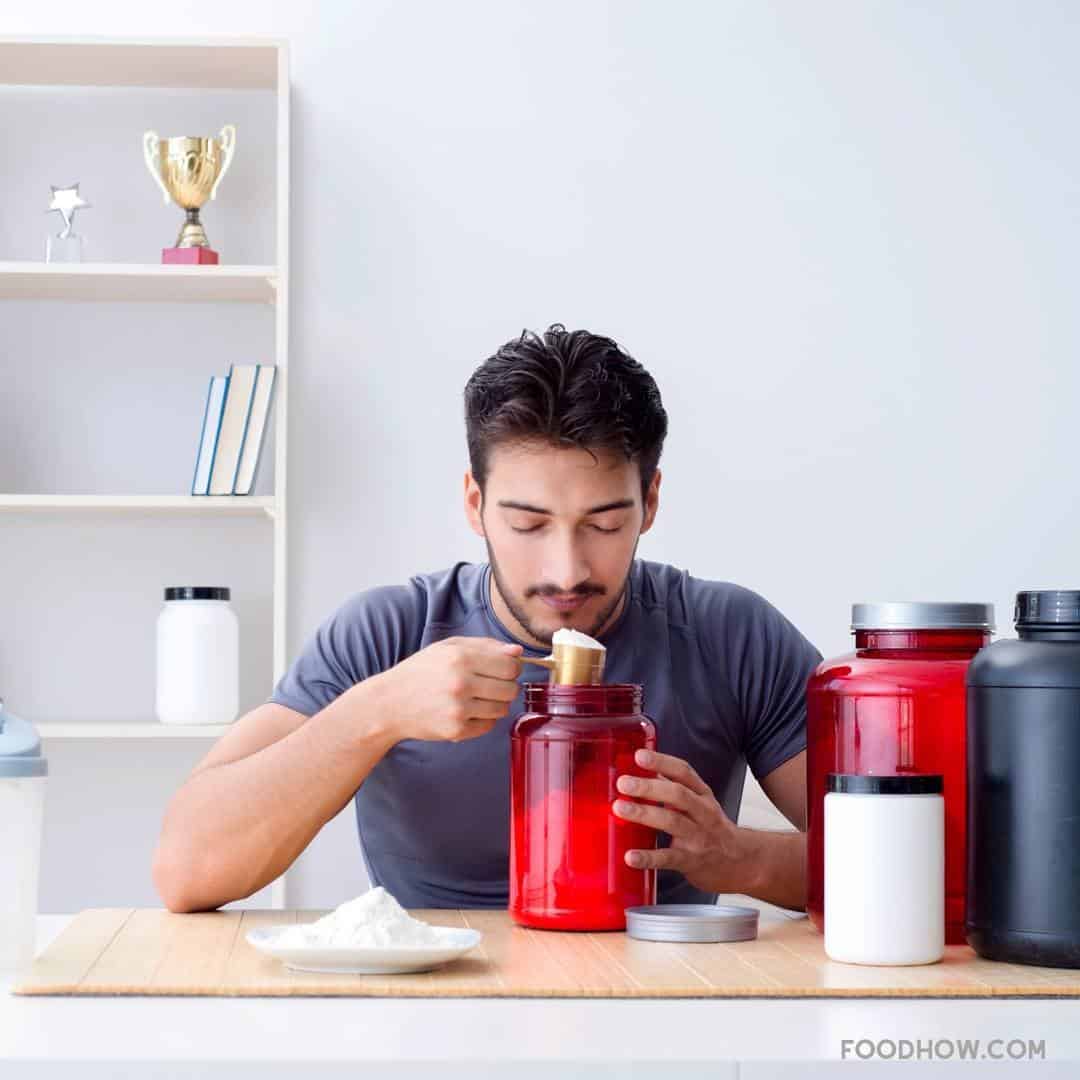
[245,925,483,975]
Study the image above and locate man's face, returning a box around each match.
[464,440,660,647]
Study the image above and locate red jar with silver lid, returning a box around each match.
[806,602,994,945]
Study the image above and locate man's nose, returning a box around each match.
[542,538,591,594]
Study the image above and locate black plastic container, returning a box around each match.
[966,590,1080,967]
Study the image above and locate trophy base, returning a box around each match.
[162,246,219,265]
[46,234,84,263]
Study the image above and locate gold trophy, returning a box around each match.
[143,125,236,264]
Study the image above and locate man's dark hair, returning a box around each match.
[464,323,668,501]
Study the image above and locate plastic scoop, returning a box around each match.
[525,628,607,685]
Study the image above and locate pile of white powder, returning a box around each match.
[275,887,447,949]
[552,627,605,651]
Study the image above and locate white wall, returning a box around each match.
[2,0,1077,911]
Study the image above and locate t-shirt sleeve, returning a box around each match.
[268,582,427,717]
[696,581,822,781]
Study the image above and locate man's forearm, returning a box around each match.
[738,827,807,912]
[154,675,397,911]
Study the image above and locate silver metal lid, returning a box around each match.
[851,602,995,632]
[624,904,759,943]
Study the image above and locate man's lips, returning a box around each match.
[540,594,592,613]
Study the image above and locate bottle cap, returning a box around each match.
[0,702,48,778]
[164,587,230,601]
[1015,590,1080,628]
[827,772,944,795]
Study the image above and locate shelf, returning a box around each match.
[0,495,276,517]
[0,262,277,304]
[36,722,234,739]
[0,36,281,89]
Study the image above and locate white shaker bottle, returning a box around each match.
[824,772,945,965]
[156,586,239,725]
[0,701,47,980]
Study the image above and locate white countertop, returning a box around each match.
[3,901,1077,1077]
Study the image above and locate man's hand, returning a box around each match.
[372,636,524,744]
[612,748,748,894]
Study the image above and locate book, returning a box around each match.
[191,375,228,496]
[233,365,278,495]
[207,364,259,496]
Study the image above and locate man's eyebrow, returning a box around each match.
[497,500,551,515]
[496,499,635,516]
[584,499,636,514]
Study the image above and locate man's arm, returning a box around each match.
[152,679,399,913]
[736,751,806,910]
[757,749,806,831]
[152,636,523,913]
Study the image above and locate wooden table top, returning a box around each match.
[15,906,1080,998]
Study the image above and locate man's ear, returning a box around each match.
[464,470,486,538]
[640,469,661,534]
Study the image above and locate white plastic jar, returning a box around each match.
[0,703,47,979]
[824,772,944,966]
[156,586,239,726]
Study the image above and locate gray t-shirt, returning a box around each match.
[270,559,821,908]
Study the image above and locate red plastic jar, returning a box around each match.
[510,683,657,931]
[806,603,994,945]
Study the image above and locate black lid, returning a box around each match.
[164,587,230,601]
[827,772,943,795]
[1015,590,1080,628]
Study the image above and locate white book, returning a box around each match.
[191,375,228,496]
[208,364,259,496]
[233,365,278,495]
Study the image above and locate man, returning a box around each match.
[153,324,821,914]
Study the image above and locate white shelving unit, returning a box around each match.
[1,35,291,908]
[0,494,276,515]
[0,262,278,304]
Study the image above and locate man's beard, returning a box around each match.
[484,535,636,647]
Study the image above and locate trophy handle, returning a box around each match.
[142,130,170,204]
[210,124,237,201]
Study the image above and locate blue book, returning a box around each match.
[208,365,259,496]
[191,375,228,496]
[233,365,278,495]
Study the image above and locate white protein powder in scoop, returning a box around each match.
[552,627,605,651]
[275,887,446,948]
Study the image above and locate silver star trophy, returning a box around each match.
[46,183,91,263]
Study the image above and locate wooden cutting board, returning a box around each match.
[14,907,1080,998]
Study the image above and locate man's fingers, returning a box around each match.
[615,775,706,822]
[624,845,685,871]
[462,640,525,681]
[612,798,698,840]
[463,697,511,721]
[469,673,523,704]
[634,749,712,797]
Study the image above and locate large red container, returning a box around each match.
[806,603,993,945]
[510,683,657,930]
